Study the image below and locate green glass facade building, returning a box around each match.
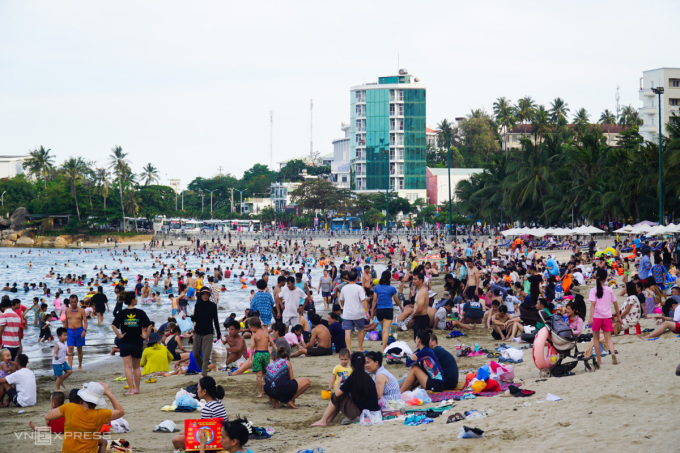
[350,72,427,202]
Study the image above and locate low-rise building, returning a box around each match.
[426,167,484,205]
[330,123,351,189]
[270,181,302,212]
[505,124,625,147]
[242,197,272,215]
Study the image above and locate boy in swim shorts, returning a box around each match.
[247,317,275,398]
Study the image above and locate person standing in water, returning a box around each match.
[64,295,87,371]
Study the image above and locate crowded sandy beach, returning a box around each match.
[0,231,678,453]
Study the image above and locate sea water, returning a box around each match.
[0,247,383,375]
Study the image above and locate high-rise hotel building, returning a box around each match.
[350,70,427,202]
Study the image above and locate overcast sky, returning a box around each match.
[1,0,677,187]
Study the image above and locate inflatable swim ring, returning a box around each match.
[532,327,558,370]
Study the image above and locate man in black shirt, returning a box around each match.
[191,287,221,376]
[90,286,109,326]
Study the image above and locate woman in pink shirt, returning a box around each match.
[588,268,620,366]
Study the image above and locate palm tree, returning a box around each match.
[599,109,617,125]
[493,97,517,152]
[23,146,55,188]
[109,146,129,232]
[549,97,570,126]
[125,190,140,233]
[141,163,159,186]
[61,157,87,220]
[573,108,590,138]
[531,106,550,145]
[618,105,642,127]
[95,168,111,212]
[516,96,536,137]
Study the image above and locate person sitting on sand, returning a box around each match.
[399,330,446,393]
[364,351,401,406]
[47,382,122,453]
[291,314,332,357]
[221,321,247,366]
[140,332,174,375]
[29,391,65,433]
[0,353,36,407]
[196,417,255,453]
[264,346,310,408]
[311,352,380,426]
[172,375,227,451]
[639,298,680,340]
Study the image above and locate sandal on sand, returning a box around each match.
[447,413,465,424]
[145,378,157,383]
[113,376,126,381]
[123,385,136,389]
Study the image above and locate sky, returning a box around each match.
[1,0,678,188]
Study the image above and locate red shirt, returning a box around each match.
[14,305,27,328]
[47,416,65,433]
[0,310,21,348]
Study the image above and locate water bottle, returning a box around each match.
[474,343,479,352]
[456,340,462,351]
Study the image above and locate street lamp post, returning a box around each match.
[236,189,248,214]
[208,189,218,218]
[385,146,389,235]
[446,131,453,240]
[651,86,664,224]
[1,191,5,207]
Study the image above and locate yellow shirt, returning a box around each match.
[332,365,352,390]
[140,344,174,375]
[59,402,112,453]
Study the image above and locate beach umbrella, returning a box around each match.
[613,225,633,234]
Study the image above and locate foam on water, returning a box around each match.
[0,247,380,375]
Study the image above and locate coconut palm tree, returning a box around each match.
[95,168,111,212]
[23,146,55,188]
[599,109,617,125]
[493,97,517,152]
[618,105,642,127]
[573,108,591,138]
[109,146,129,232]
[61,157,87,220]
[549,97,570,126]
[531,106,550,145]
[516,96,536,137]
[141,163,159,186]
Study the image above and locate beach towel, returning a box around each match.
[429,383,520,402]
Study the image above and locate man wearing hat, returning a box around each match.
[191,287,221,375]
[46,381,123,453]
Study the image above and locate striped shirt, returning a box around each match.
[201,400,227,420]
[0,310,21,348]
[375,366,402,402]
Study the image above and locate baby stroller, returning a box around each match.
[532,311,599,377]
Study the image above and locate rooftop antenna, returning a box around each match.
[615,85,621,122]
[270,111,273,169]
[397,52,400,72]
[310,99,314,157]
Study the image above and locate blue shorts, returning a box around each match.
[322,291,331,298]
[187,288,196,298]
[342,318,366,331]
[53,362,72,377]
[67,327,86,347]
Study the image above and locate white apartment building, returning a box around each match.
[0,155,28,179]
[639,68,680,142]
[331,123,351,189]
[270,181,301,212]
[242,197,272,215]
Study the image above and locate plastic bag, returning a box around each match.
[211,340,227,368]
[412,388,432,404]
[489,361,514,383]
[175,394,198,408]
[501,348,523,362]
[360,409,383,426]
[476,365,490,381]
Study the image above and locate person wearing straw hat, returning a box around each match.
[46,381,124,453]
